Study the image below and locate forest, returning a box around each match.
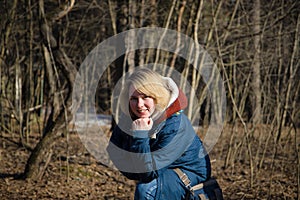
[0,0,299,199]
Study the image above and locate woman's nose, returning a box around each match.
[137,98,144,107]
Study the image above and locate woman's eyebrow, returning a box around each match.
[130,94,146,98]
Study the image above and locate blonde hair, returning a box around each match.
[119,68,171,115]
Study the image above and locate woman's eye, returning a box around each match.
[130,97,137,101]
[130,95,152,101]
[143,97,152,101]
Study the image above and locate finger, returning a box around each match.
[148,118,153,126]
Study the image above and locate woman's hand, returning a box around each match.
[132,117,153,131]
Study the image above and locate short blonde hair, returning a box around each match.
[119,68,171,114]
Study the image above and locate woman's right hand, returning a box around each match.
[132,117,153,131]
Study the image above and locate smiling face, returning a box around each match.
[129,85,156,119]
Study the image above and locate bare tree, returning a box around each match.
[251,0,262,124]
[0,0,299,197]
[24,0,77,180]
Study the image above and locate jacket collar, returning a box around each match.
[155,88,188,124]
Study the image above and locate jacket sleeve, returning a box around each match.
[106,125,158,182]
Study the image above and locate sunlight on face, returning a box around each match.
[129,85,156,118]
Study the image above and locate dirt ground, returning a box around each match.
[0,125,298,200]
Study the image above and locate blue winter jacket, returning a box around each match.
[107,110,211,199]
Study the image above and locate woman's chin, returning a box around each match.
[136,113,150,118]
[139,115,150,118]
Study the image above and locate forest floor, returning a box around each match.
[0,124,298,200]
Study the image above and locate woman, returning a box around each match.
[107,68,223,200]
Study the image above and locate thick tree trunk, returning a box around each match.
[23,46,77,180]
[23,119,62,180]
[23,0,77,178]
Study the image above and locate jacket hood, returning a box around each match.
[153,77,188,124]
[115,77,188,135]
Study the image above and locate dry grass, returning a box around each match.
[0,123,298,199]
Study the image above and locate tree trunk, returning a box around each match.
[23,0,77,180]
[251,0,262,124]
[23,46,77,180]
[126,0,136,72]
[23,121,60,180]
